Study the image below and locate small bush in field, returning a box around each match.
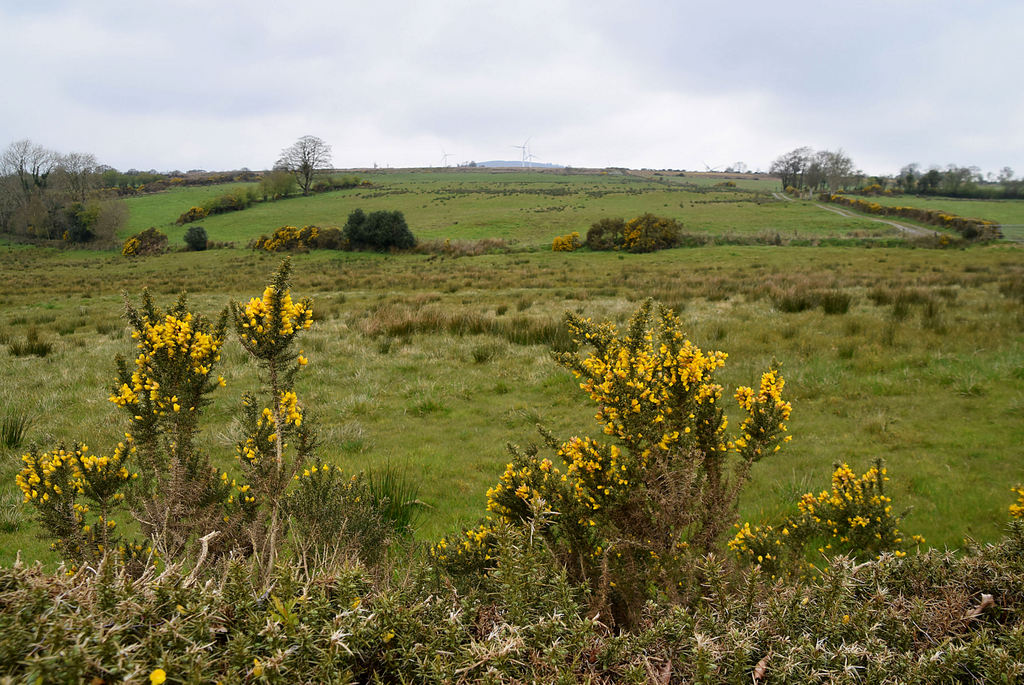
[586,214,681,252]
[313,226,345,249]
[345,209,416,251]
[184,225,208,251]
[284,464,392,567]
[551,231,581,251]
[585,217,625,250]
[621,213,683,252]
[176,206,208,225]
[121,227,167,256]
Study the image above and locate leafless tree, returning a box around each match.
[57,152,99,204]
[769,146,811,190]
[1,139,59,199]
[275,135,332,195]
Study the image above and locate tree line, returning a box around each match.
[770,146,1021,199]
[0,139,127,244]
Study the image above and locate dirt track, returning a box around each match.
[772,192,938,237]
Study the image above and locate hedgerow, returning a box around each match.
[822,193,1003,241]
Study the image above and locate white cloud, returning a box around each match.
[1,0,1020,175]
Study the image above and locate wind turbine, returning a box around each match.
[441,148,453,167]
[703,161,722,172]
[511,137,531,167]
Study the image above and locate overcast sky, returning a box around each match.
[2,0,1021,176]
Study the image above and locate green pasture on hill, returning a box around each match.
[2,234,1023,566]
[121,169,899,247]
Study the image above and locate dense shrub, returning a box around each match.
[252,225,320,252]
[585,214,682,252]
[312,226,345,249]
[121,227,168,256]
[3,527,1024,682]
[344,209,416,251]
[585,217,625,250]
[551,231,581,251]
[183,224,208,251]
[259,169,296,200]
[202,187,258,216]
[175,206,207,225]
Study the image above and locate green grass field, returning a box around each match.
[3,170,1024,567]
[122,169,895,247]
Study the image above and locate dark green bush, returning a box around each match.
[313,226,345,249]
[345,209,416,251]
[586,217,625,250]
[183,225,208,251]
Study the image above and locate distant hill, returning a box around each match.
[475,160,565,169]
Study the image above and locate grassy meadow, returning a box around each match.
[122,169,901,247]
[2,169,1023,567]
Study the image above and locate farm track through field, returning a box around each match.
[775,191,937,237]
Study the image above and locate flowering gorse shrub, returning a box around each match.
[436,300,792,626]
[231,258,316,573]
[121,227,168,257]
[175,206,208,225]
[16,442,137,564]
[16,260,333,575]
[551,231,581,252]
[1011,486,1024,519]
[585,214,682,252]
[730,460,925,577]
[621,213,683,252]
[109,291,231,558]
[252,225,320,252]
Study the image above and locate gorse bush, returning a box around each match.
[433,299,792,627]
[585,213,683,252]
[252,225,320,252]
[121,227,167,257]
[3,527,1024,682]
[14,260,368,576]
[551,231,581,252]
[730,460,924,578]
[175,206,207,225]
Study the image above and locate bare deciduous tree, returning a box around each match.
[58,152,99,204]
[1,139,59,198]
[275,135,332,196]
